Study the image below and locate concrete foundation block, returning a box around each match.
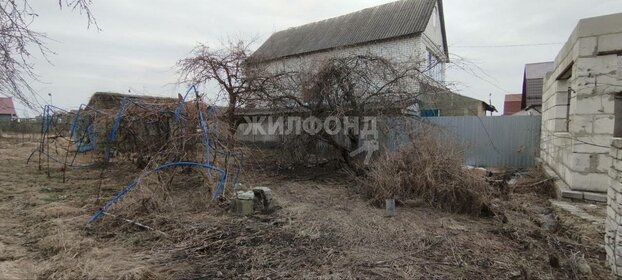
[567,172,609,193]
[232,199,254,216]
[561,190,584,200]
[584,192,607,203]
[232,191,255,216]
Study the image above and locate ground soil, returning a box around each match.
[0,135,614,279]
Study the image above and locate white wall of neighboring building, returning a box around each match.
[257,6,447,83]
[260,35,426,74]
[421,1,447,81]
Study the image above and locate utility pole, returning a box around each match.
[489,93,493,116]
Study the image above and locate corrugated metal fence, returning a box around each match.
[422,116,541,168]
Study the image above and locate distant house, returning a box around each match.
[420,89,496,117]
[250,0,494,117]
[503,94,522,115]
[252,0,449,82]
[521,62,554,110]
[0,97,17,121]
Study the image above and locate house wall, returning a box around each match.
[525,78,545,108]
[504,100,522,115]
[259,3,447,82]
[0,115,12,122]
[540,13,622,195]
[420,91,487,116]
[421,0,446,81]
[261,35,427,74]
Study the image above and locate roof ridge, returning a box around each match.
[253,0,438,61]
[276,0,413,34]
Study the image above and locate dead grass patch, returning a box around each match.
[513,167,558,198]
[37,247,162,280]
[33,203,85,219]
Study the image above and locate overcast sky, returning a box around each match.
[16,0,622,117]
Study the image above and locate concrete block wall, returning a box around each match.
[541,13,622,194]
[606,139,622,275]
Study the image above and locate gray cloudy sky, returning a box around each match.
[18,0,622,116]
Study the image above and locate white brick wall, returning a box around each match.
[259,35,445,83]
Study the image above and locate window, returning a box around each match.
[426,49,443,82]
[421,108,440,117]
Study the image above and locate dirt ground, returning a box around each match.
[0,135,614,279]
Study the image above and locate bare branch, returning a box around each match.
[0,0,97,109]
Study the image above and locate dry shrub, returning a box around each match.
[359,123,493,215]
[513,167,558,198]
[279,133,323,165]
[98,167,223,229]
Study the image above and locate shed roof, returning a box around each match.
[0,97,17,117]
[87,92,179,110]
[252,0,445,61]
[524,62,554,80]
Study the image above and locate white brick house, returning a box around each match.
[251,0,449,83]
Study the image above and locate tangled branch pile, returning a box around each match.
[359,123,493,215]
[84,92,211,165]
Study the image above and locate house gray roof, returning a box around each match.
[524,62,554,80]
[252,0,445,61]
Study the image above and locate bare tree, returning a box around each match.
[0,0,96,108]
[177,40,257,145]
[251,53,442,169]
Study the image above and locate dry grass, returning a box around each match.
[0,137,614,280]
[358,124,494,215]
[512,167,558,198]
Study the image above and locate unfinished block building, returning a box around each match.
[537,12,622,276]
[540,13,622,199]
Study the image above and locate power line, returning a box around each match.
[453,42,564,48]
